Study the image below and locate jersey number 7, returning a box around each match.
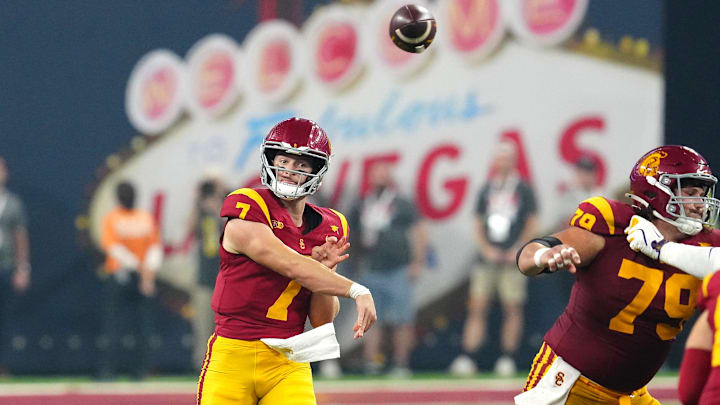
[236,201,303,322]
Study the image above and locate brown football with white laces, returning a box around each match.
[389,4,437,54]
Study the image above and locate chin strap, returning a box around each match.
[651,210,702,236]
[272,181,304,200]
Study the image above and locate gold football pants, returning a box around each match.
[197,334,315,405]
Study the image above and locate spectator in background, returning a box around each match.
[98,180,163,380]
[349,160,428,377]
[188,175,226,370]
[0,157,30,375]
[552,156,603,231]
[449,140,538,377]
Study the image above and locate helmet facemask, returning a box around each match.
[636,172,720,235]
[260,142,329,200]
[666,173,720,227]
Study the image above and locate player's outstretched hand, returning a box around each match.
[536,245,581,274]
[624,215,665,260]
[352,294,377,340]
[312,236,350,270]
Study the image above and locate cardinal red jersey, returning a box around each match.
[211,187,348,341]
[695,270,720,404]
[544,196,720,393]
[697,271,720,366]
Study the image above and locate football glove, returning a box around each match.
[624,215,666,260]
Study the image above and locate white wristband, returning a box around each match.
[348,282,371,299]
[533,247,550,268]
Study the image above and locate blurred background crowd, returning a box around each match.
[1,0,720,383]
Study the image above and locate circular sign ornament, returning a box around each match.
[303,5,365,91]
[185,34,242,119]
[125,50,186,135]
[243,20,303,104]
[364,0,433,76]
[504,0,588,47]
[438,0,506,61]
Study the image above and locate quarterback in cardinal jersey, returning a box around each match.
[515,145,720,405]
[197,118,376,405]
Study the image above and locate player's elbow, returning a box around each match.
[309,312,336,328]
[308,296,339,327]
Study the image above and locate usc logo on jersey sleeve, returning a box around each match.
[570,196,634,236]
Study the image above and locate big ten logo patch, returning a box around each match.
[555,372,565,386]
[272,219,284,229]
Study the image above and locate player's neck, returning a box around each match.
[653,219,687,242]
[279,197,306,227]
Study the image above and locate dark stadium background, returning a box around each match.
[0,0,718,376]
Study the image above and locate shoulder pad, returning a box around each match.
[221,188,273,227]
[570,196,633,236]
[328,208,349,239]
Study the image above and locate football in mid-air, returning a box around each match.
[389,4,437,54]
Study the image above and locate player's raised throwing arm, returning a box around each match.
[516,227,605,276]
[224,218,377,338]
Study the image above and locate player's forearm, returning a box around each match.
[228,219,361,298]
[251,242,355,297]
[142,244,163,272]
[659,243,720,278]
[516,242,548,276]
[288,255,355,297]
[108,244,140,269]
[308,294,340,327]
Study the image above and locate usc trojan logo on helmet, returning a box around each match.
[637,151,668,177]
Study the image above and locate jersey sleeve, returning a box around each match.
[699,271,720,310]
[221,188,273,228]
[569,196,629,236]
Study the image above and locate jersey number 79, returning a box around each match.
[609,259,698,340]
